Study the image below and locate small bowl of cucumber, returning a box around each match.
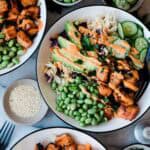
[52,0,82,7]
[106,0,144,12]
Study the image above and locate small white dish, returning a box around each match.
[10,127,106,150]
[123,144,150,150]
[3,79,48,126]
[52,0,82,7]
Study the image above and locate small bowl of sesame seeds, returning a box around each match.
[3,79,48,125]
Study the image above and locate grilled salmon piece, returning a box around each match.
[65,144,76,150]
[77,144,92,150]
[17,31,32,48]
[46,144,60,150]
[96,66,109,82]
[55,134,74,147]
[98,83,112,97]
[116,105,139,120]
[3,26,17,41]
[28,28,38,36]
[112,89,134,106]
[109,72,124,89]
[20,0,37,7]
[0,0,8,13]
[18,19,36,30]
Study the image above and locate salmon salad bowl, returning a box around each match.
[37,6,150,133]
[0,0,46,75]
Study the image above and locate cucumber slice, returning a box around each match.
[115,0,130,10]
[118,23,124,39]
[135,37,149,52]
[140,49,147,62]
[122,21,138,37]
[127,0,137,5]
[131,27,144,39]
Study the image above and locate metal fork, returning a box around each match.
[0,121,15,149]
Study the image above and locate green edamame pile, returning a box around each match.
[57,0,79,3]
[0,34,24,70]
[113,0,138,11]
[51,76,108,127]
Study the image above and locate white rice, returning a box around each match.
[9,85,41,118]
[87,14,118,33]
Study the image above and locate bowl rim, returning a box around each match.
[52,0,82,7]
[122,143,150,150]
[10,127,107,150]
[0,0,47,76]
[36,5,150,133]
[2,79,48,125]
[104,0,145,12]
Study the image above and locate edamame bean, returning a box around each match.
[94,113,101,122]
[17,50,24,56]
[75,116,80,121]
[80,116,86,123]
[1,60,8,68]
[9,51,15,58]
[3,49,8,55]
[89,87,94,92]
[0,64,3,69]
[98,103,105,109]
[11,47,17,52]
[85,118,91,125]
[73,111,80,116]
[99,110,104,116]
[0,33,5,39]
[85,99,93,105]
[77,100,84,104]
[79,109,84,113]
[12,57,19,64]
[91,118,98,125]
[69,103,76,111]
[79,92,85,99]
[64,109,69,115]
[7,62,14,68]
[2,55,10,61]
[88,108,96,114]
[8,40,15,47]
[83,104,88,110]
[0,46,3,52]
[56,107,63,112]
[69,110,74,117]
[81,112,87,117]
[64,98,70,105]
[79,122,85,127]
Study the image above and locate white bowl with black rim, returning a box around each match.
[0,0,47,76]
[37,6,150,133]
[10,127,106,150]
[52,0,82,7]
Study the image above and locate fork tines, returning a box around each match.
[0,121,15,148]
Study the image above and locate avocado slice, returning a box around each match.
[58,36,77,49]
[59,48,97,72]
[65,21,82,49]
[52,49,84,73]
